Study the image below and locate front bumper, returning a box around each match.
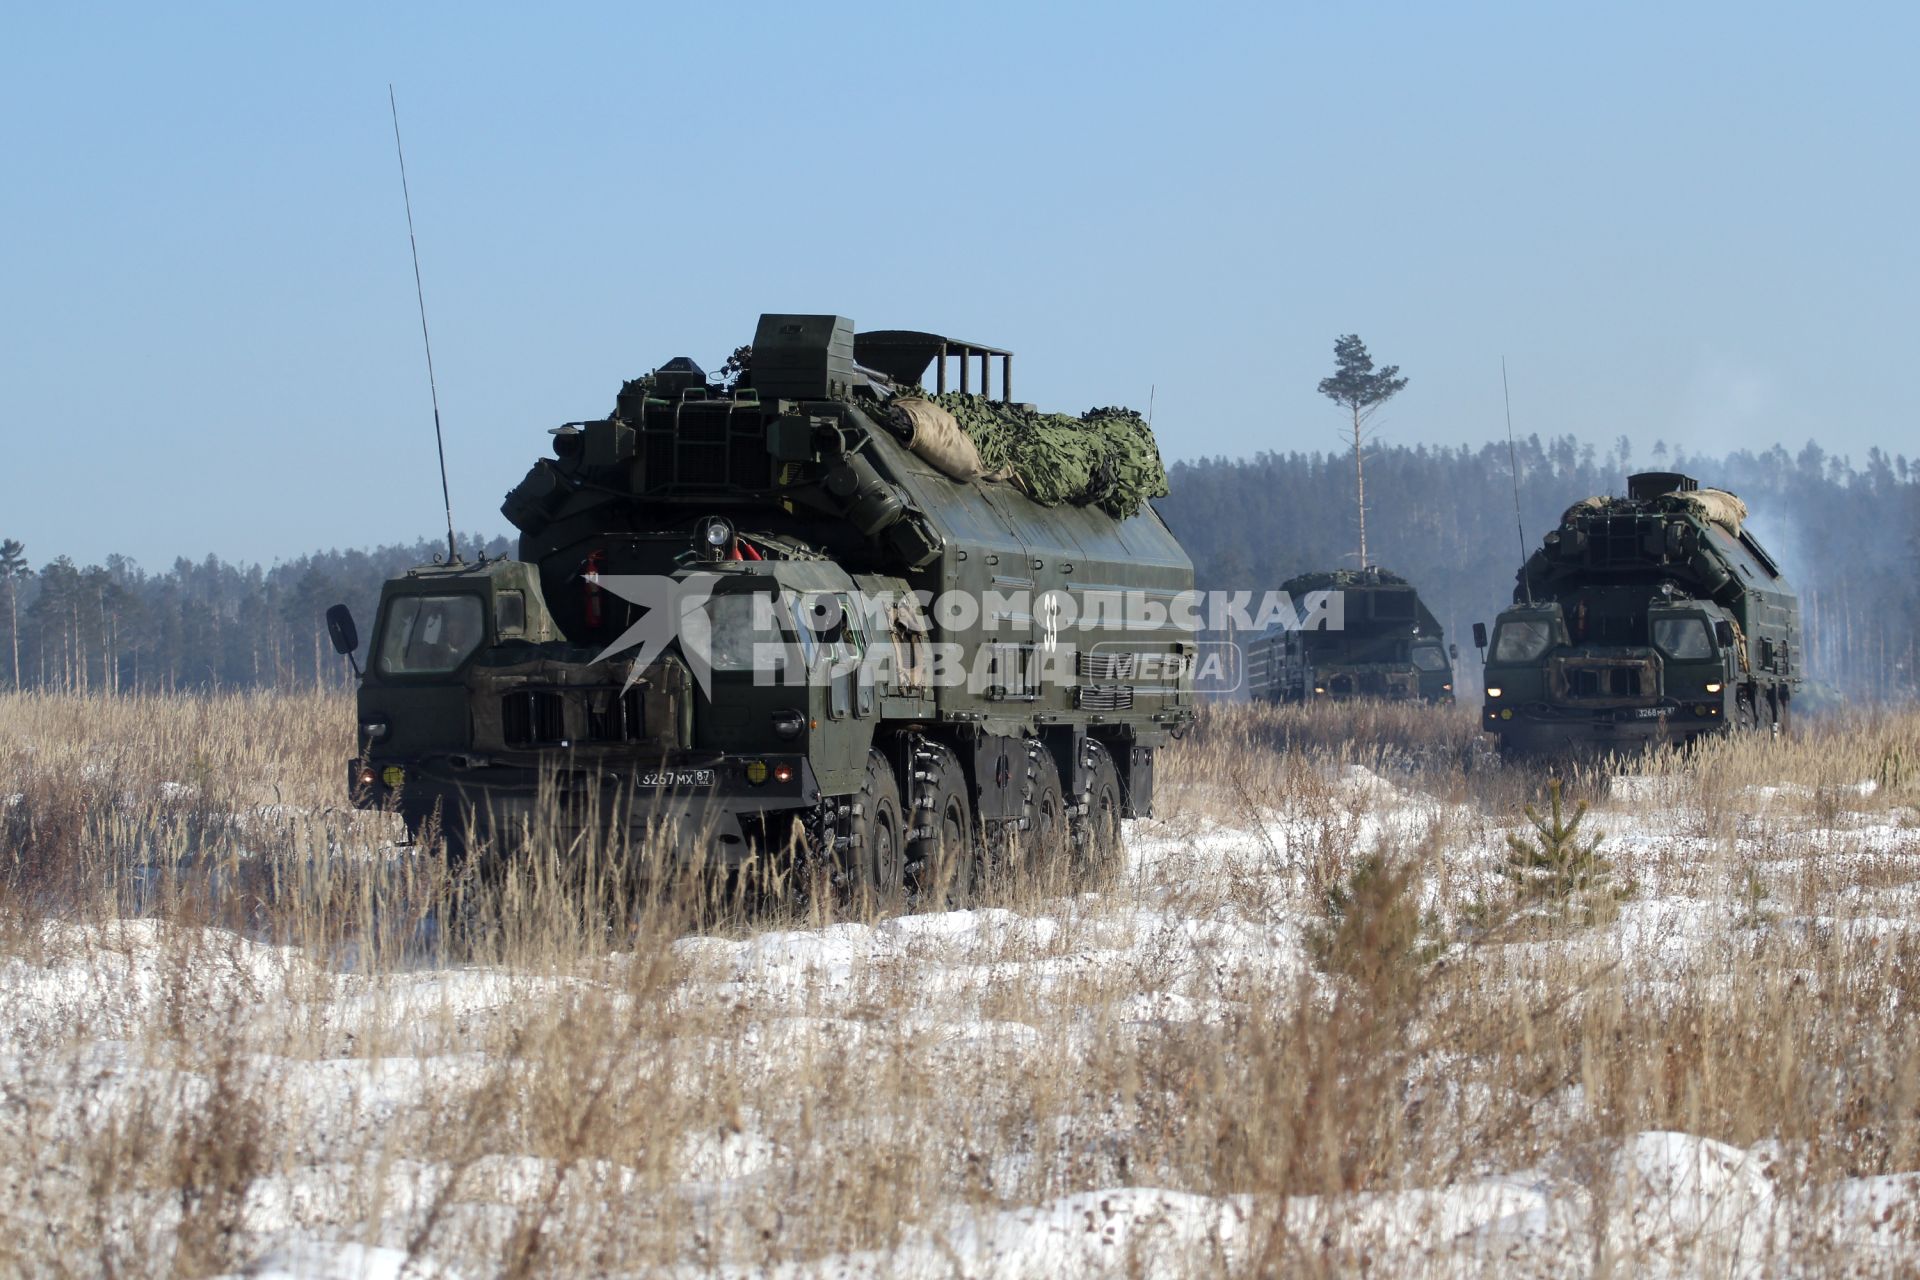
[1314,667,1422,700]
[1482,698,1727,752]
[347,752,821,862]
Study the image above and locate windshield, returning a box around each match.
[379,594,485,675]
[1411,645,1448,672]
[694,592,795,674]
[1652,615,1714,659]
[1493,618,1556,663]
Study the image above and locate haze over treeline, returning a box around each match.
[0,436,1913,702]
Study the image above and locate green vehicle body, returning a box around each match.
[1478,471,1800,754]
[1243,568,1455,704]
[338,314,1196,871]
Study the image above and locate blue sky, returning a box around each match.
[2,2,1914,567]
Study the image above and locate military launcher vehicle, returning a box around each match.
[1475,472,1799,754]
[1243,568,1455,704]
[327,314,1195,894]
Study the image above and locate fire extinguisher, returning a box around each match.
[583,550,604,630]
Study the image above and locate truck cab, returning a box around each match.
[1477,472,1797,755]
[1244,567,1455,705]
[343,546,934,862]
[1480,593,1744,751]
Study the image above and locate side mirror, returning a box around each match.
[326,604,359,656]
[1714,620,1735,648]
[1472,622,1488,651]
[1449,642,1459,660]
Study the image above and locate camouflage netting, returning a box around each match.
[1281,567,1411,594]
[1560,496,1609,525]
[881,393,1169,519]
[1561,487,1748,536]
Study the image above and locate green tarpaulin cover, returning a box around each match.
[887,393,1169,519]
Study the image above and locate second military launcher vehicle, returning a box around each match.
[1476,472,1799,754]
[328,314,1196,893]
[1244,567,1455,704]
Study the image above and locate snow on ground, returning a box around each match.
[5,762,1920,1276]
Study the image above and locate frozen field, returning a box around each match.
[4,694,1920,1277]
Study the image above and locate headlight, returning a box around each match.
[1705,682,1723,694]
[699,515,735,551]
[770,709,806,740]
[359,714,391,742]
[1486,687,1502,698]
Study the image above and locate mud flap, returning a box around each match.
[971,733,1025,822]
[1122,744,1154,818]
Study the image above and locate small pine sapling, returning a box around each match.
[1504,778,1628,922]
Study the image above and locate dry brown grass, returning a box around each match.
[3,691,1920,1276]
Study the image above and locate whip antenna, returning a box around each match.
[388,85,458,564]
[1503,357,1532,605]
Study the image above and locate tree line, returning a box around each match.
[1157,435,1920,704]
[0,435,1913,703]
[0,534,511,694]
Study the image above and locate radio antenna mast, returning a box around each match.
[1503,357,1533,605]
[388,85,459,564]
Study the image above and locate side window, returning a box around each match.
[794,592,850,663]
[835,593,865,657]
[497,590,527,636]
[787,593,819,666]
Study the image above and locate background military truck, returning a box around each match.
[1474,471,1799,754]
[1243,567,1455,704]
[328,314,1195,894]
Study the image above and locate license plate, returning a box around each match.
[1631,707,1667,719]
[640,768,715,787]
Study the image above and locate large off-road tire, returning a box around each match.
[1072,738,1125,889]
[1772,689,1792,736]
[905,738,976,904]
[846,748,907,918]
[1002,741,1067,894]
